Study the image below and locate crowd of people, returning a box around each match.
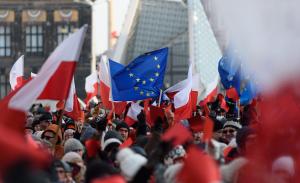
[2,92,297,183]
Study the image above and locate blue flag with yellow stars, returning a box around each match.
[218,49,257,105]
[109,47,168,101]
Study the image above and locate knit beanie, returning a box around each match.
[116,148,148,181]
[223,121,242,130]
[102,130,123,151]
[116,122,130,132]
[80,126,97,143]
[62,152,83,164]
[64,138,84,154]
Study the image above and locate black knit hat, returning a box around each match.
[39,112,52,122]
[115,121,129,132]
[104,130,124,142]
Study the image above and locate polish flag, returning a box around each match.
[9,55,24,90]
[30,72,37,79]
[0,25,87,170]
[8,25,87,112]
[99,58,113,109]
[124,102,143,126]
[84,72,99,104]
[99,58,126,115]
[64,78,83,121]
[165,66,203,122]
[198,76,219,106]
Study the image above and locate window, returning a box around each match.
[25,25,43,56]
[0,25,11,57]
[57,24,76,45]
[0,71,10,99]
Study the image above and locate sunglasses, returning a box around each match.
[222,129,236,134]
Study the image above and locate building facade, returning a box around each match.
[0,0,92,99]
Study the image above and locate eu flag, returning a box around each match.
[218,49,257,105]
[110,48,168,101]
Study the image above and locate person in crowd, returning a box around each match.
[39,112,53,131]
[116,122,130,141]
[41,124,64,159]
[62,152,86,183]
[64,138,85,157]
[222,120,242,145]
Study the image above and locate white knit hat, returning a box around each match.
[116,148,147,181]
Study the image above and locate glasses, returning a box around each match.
[222,129,236,134]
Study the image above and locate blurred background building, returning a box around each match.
[0,0,227,99]
[0,0,91,98]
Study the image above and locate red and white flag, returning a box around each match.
[165,66,203,122]
[99,58,112,109]
[84,72,99,104]
[99,58,126,115]
[198,76,219,106]
[0,25,88,171]
[9,55,24,90]
[124,102,143,126]
[8,25,87,111]
[64,78,83,121]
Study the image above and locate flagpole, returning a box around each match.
[112,102,116,119]
[237,99,241,121]
[158,89,163,107]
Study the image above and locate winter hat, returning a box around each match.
[102,130,123,151]
[80,125,97,143]
[164,145,186,166]
[41,124,62,144]
[39,112,53,122]
[62,152,83,164]
[64,129,75,138]
[64,138,84,154]
[163,163,183,183]
[272,156,295,176]
[116,148,147,181]
[116,122,130,132]
[223,120,242,130]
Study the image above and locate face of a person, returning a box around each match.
[193,131,203,144]
[56,167,66,182]
[213,129,223,141]
[222,127,237,144]
[118,127,129,140]
[34,124,41,132]
[43,131,57,145]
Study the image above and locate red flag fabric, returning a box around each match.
[177,146,221,183]
[124,102,143,126]
[188,115,204,132]
[149,105,165,126]
[84,72,99,104]
[203,117,214,142]
[161,123,193,146]
[226,87,239,101]
[218,94,229,112]
[65,93,82,121]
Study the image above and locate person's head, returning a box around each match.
[212,117,225,142]
[272,156,295,182]
[32,119,41,132]
[236,127,256,154]
[41,124,62,146]
[64,129,75,142]
[64,138,85,157]
[85,160,119,183]
[103,130,123,162]
[222,120,242,144]
[116,122,130,140]
[53,160,67,183]
[164,145,186,166]
[62,152,86,183]
[39,112,53,130]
